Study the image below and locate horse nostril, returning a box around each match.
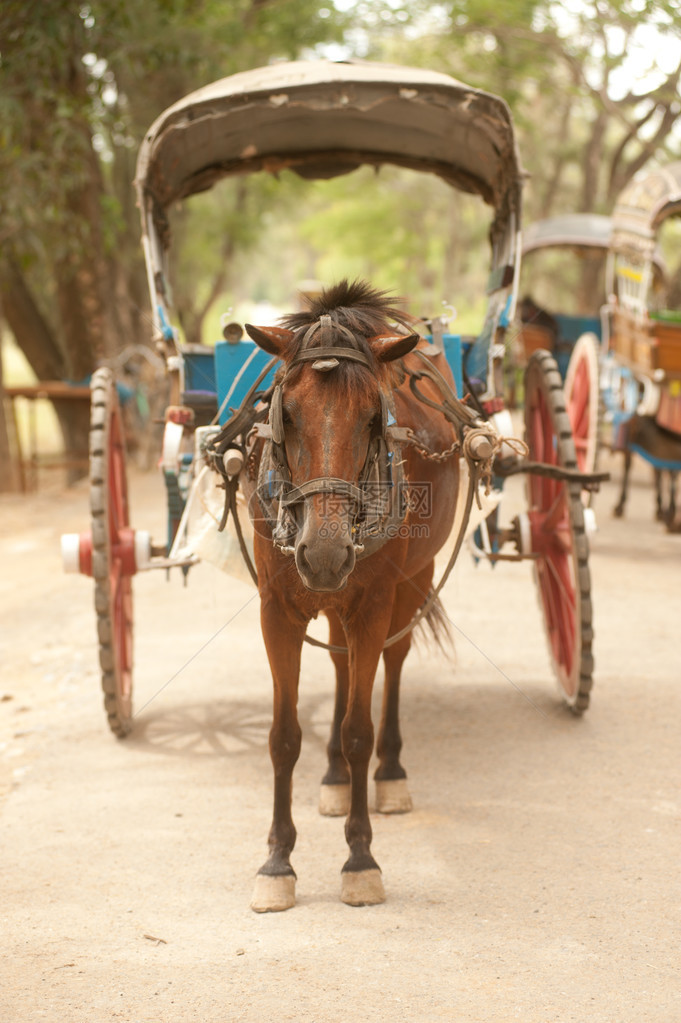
[294,534,356,588]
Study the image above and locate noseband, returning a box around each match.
[254,316,409,557]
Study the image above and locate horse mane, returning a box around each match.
[278,280,416,394]
[281,279,416,337]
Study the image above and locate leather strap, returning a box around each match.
[281,477,365,507]
[290,346,372,368]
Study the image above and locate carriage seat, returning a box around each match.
[181,347,219,425]
[180,389,219,426]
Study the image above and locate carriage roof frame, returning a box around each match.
[134,59,525,346]
[610,160,681,260]
[523,211,666,284]
[606,161,681,310]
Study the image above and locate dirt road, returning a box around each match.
[1,451,679,1022]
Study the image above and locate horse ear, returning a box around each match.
[369,332,420,363]
[245,324,295,356]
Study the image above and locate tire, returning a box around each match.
[564,332,600,483]
[89,368,133,737]
[524,350,594,713]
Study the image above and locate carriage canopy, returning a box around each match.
[135,60,523,255]
[522,214,612,255]
[524,212,666,282]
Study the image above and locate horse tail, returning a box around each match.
[414,590,454,654]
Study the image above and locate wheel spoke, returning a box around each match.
[543,550,576,618]
[538,562,574,681]
[541,487,567,534]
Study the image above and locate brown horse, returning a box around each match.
[242,280,460,912]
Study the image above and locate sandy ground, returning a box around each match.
[1,449,680,1022]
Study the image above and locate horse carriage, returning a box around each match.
[603,161,681,526]
[62,61,605,910]
[513,203,676,527]
[514,213,613,480]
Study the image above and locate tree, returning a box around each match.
[0,0,347,483]
[367,0,681,310]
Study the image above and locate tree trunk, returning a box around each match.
[0,257,66,380]
[0,255,91,484]
[581,110,607,213]
[0,347,21,493]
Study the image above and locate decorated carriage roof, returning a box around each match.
[135,60,524,250]
[522,214,612,254]
[611,161,681,259]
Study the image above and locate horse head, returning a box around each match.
[246,283,419,592]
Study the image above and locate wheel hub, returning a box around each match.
[61,528,150,577]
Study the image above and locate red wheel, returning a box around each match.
[524,351,594,712]
[90,368,134,736]
[564,332,600,478]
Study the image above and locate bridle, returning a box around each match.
[252,315,411,558]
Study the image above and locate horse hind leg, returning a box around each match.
[654,468,666,521]
[666,471,681,532]
[374,628,413,815]
[339,606,398,907]
[319,611,351,817]
[613,448,632,518]
[374,562,437,815]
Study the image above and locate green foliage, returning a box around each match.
[371,0,681,215]
[182,165,494,337]
[2,0,681,372]
[0,0,350,368]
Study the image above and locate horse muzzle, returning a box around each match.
[294,532,356,591]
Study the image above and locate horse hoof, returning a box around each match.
[375,778,413,814]
[319,783,351,817]
[341,869,385,906]
[250,873,296,913]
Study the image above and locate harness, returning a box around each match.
[204,315,610,651]
[203,316,503,649]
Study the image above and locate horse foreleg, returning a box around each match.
[340,611,393,906]
[613,448,632,518]
[251,594,306,913]
[319,610,351,817]
[374,562,435,814]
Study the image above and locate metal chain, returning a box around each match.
[405,432,460,462]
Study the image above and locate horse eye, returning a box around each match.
[282,405,293,426]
